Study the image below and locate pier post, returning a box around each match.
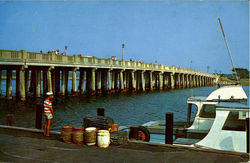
[123,71,127,91]
[6,70,12,100]
[35,70,41,97]
[97,107,105,116]
[170,72,175,89]
[19,67,26,101]
[0,69,1,96]
[7,114,14,126]
[190,75,193,88]
[165,112,173,144]
[163,73,167,89]
[141,71,146,91]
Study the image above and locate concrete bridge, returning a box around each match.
[0,49,218,101]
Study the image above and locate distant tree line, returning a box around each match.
[222,68,249,80]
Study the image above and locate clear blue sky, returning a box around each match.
[0,0,248,74]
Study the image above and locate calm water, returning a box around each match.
[0,80,249,131]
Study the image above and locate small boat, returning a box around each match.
[192,102,249,153]
[143,85,248,140]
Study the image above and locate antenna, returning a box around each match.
[218,18,239,83]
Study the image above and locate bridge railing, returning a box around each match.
[0,49,216,78]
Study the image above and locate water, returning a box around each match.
[0,80,248,131]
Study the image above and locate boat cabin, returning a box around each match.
[186,85,247,139]
[196,102,249,153]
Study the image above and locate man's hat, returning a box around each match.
[46,92,53,96]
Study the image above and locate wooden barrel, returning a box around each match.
[61,126,73,143]
[72,127,84,145]
[85,127,97,146]
[97,130,110,148]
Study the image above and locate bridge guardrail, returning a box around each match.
[0,49,217,78]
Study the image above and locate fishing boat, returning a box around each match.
[143,84,248,141]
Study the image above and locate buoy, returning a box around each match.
[72,127,84,145]
[61,126,73,143]
[97,130,110,148]
[85,127,97,146]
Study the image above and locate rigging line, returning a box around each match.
[218,18,239,83]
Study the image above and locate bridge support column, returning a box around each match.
[61,70,66,96]
[141,71,146,91]
[80,70,85,94]
[107,69,111,94]
[19,67,26,101]
[131,71,136,92]
[114,71,118,92]
[55,69,60,96]
[47,68,53,93]
[25,70,29,97]
[36,70,41,98]
[42,70,47,95]
[182,74,185,88]
[149,71,153,91]
[170,73,175,89]
[65,71,69,95]
[159,72,163,90]
[119,70,124,92]
[90,68,96,95]
[16,69,20,98]
[96,71,101,94]
[6,70,12,100]
[163,73,167,89]
[30,70,36,94]
[111,71,115,93]
[101,70,107,93]
[72,68,78,96]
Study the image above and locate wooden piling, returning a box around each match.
[6,70,12,100]
[129,126,139,140]
[7,114,14,126]
[97,107,105,116]
[165,112,173,144]
[35,104,43,129]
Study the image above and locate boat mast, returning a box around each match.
[218,18,239,83]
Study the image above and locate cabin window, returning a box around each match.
[222,111,246,131]
[199,104,216,118]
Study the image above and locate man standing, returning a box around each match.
[44,92,54,136]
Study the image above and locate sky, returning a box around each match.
[0,0,248,74]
